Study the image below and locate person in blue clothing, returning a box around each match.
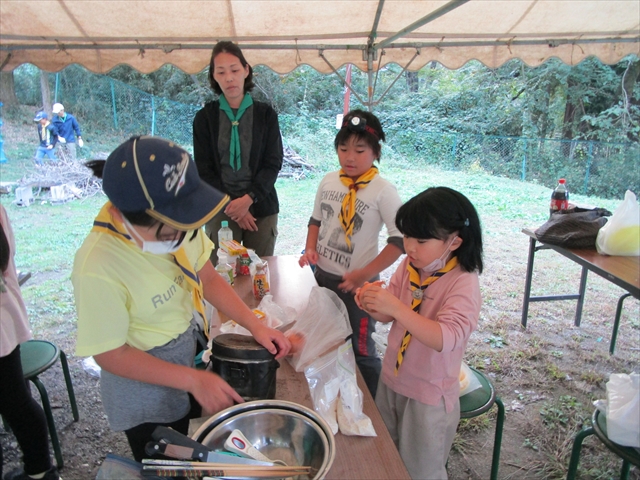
[32,112,57,166]
[52,103,83,162]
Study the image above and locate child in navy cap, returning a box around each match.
[72,136,291,462]
[33,111,57,166]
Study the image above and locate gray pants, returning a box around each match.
[206,212,278,258]
[56,142,76,162]
[376,381,460,480]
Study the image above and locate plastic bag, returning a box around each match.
[219,295,296,335]
[459,362,483,397]
[285,286,353,372]
[594,372,640,447]
[82,356,101,378]
[596,190,640,256]
[304,341,376,437]
[535,207,611,249]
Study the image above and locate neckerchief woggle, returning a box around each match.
[394,256,458,375]
[219,94,253,171]
[91,201,209,338]
[338,166,378,249]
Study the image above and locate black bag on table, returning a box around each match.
[535,207,612,249]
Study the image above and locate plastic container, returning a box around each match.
[252,261,270,299]
[550,178,569,216]
[217,220,233,248]
[210,334,279,401]
[216,249,237,278]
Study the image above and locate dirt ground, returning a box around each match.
[1,212,639,480]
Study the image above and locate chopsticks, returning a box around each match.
[141,459,312,478]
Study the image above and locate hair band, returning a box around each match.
[342,116,379,140]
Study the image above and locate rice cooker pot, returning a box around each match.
[210,333,279,400]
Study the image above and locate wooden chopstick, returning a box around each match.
[141,464,311,478]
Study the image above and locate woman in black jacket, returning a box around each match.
[193,41,283,257]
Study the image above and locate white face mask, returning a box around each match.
[123,218,185,255]
[421,236,458,273]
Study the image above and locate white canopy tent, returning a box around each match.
[1,0,639,105]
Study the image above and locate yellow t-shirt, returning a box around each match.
[73,228,213,356]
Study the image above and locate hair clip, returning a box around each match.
[342,116,379,140]
[464,218,470,227]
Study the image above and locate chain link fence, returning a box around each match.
[40,71,639,200]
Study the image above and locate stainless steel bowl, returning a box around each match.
[192,400,335,479]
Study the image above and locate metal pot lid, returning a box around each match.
[212,333,276,361]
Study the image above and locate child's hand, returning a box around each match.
[339,269,370,293]
[359,283,396,315]
[355,280,385,311]
[299,250,318,268]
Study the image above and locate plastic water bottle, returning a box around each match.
[550,179,569,217]
[217,220,233,248]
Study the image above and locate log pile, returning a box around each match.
[280,146,314,179]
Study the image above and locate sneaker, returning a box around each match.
[3,466,60,480]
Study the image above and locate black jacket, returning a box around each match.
[193,99,283,218]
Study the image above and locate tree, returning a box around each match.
[0,71,18,106]
[39,69,52,113]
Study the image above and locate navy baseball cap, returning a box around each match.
[34,111,48,121]
[102,136,229,230]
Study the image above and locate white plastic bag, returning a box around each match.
[286,286,353,372]
[594,372,640,447]
[596,190,640,256]
[459,361,483,397]
[82,356,101,378]
[219,295,296,336]
[304,341,376,437]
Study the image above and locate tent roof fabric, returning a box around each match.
[1,0,639,74]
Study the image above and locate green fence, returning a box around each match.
[27,70,639,200]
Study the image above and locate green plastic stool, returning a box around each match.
[459,367,505,480]
[567,409,640,479]
[20,340,80,469]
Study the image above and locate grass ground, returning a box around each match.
[1,111,639,479]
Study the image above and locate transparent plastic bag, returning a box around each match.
[304,341,376,437]
[459,361,483,397]
[219,295,295,335]
[596,190,640,256]
[285,286,352,372]
[594,372,640,447]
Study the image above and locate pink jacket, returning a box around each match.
[380,256,481,412]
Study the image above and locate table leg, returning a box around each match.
[610,293,632,355]
[573,266,588,327]
[521,237,537,328]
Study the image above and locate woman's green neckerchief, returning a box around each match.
[219,94,254,171]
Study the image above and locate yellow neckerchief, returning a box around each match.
[338,166,378,249]
[394,256,458,376]
[91,201,209,338]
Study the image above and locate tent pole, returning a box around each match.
[319,51,368,108]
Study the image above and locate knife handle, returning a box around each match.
[150,426,211,461]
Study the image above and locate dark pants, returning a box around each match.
[123,395,202,463]
[0,345,53,477]
[314,267,381,398]
[206,213,278,258]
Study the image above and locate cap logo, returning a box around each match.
[163,152,189,197]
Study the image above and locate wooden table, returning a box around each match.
[228,255,410,480]
[521,229,640,354]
